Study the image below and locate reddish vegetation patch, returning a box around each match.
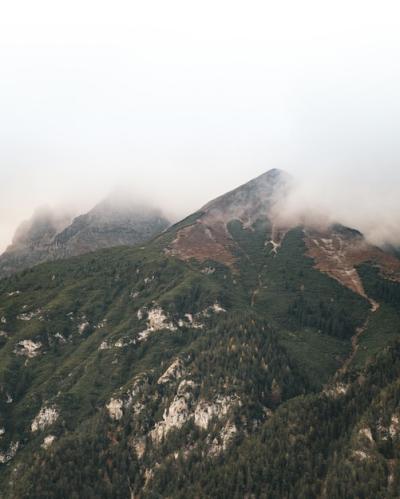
[168,220,237,268]
[305,229,400,302]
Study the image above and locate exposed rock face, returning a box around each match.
[305,225,400,302]
[359,427,374,443]
[136,306,177,343]
[41,435,56,449]
[103,302,227,352]
[31,406,59,432]
[157,359,185,385]
[0,197,169,278]
[105,375,147,422]
[209,422,237,456]
[150,380,195,442]
[194,396,240,430]
[324,382,349,398]
[17,309,43,321]
[15,340,42,358]
[106,398,124,421]
[353,450,369,461]
[0,442,19,464]
[389,414,400,437]
[78,321,90,335]
[149,379,240,443]
[52,197,169,259]
[145,307,177,333]
[350,424,377,462]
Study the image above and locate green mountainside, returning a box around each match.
[0,169,400,498]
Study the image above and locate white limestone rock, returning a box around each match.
[137,306,177,343]
[359,427,374,443]
[78,321,89,334]
[137,330,151,342]
[0,441,19,464]
[194,395,239,430]
[106,398,124,421]
[150,382,239,444]
[15,340,42,358]
[353,450,369,460]
[147,307,177,331]
[198,302,226,318]
[17,309,42,321]
[211,303,226,314]
[106,377,147,422]
[41,435,56,449]
[157,359,185,385]
[95,319,108,329]
[54,332,67,343]
[178,313,204,329]
[389,414,399,438]
[114,337,136,348]
[150,380,196,442]
[324,383,349,398]
[99,340,111,350]
[31,406,59,432]
[267,239,281,255]
[209,422,237,456]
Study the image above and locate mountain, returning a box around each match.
[52,196,170,258]
[0,207,73,280]
[0,197,170,278]
[0,169,400,498]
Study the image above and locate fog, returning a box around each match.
[1,0,400,252]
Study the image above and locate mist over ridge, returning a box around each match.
[3,164,400,255]
[1,1,400,252]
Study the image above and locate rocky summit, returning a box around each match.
[0,196,170,279]
[0,169,400,498]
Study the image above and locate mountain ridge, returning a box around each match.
[0,169,400,498]
[0,196,170,278]
[165,169,400,302]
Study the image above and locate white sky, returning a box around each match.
[1,0,400,251]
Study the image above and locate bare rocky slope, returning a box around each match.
[0,197,170,279]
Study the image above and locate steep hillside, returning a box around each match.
[0,197,169,279]
[0,169,399,498]
[52,197,169,258]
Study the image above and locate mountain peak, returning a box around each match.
[0,197,170,278]
[252,167,289,181]
[200,167,291,221]
[167,168,292,267]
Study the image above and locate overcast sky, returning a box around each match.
[1,0,400,252]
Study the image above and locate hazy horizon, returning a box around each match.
[1,1,400,252]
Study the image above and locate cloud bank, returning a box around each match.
[1,0,400,251]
